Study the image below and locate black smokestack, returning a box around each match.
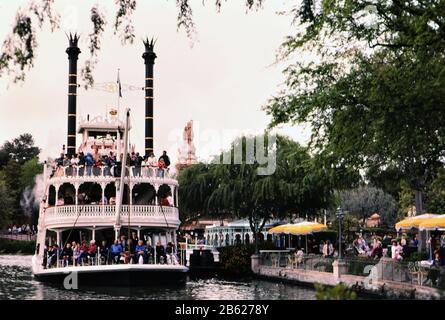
[142,38,157,156]
[66,33,80,156]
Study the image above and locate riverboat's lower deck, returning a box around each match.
[32,258,188,286]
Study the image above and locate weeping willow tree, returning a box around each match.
[179,134,334,253]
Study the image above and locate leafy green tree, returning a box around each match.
[1,134,40,166]
[424,168,445,214]
[19,157,43,190]
[265,48,445,217]
[179,134,335,252]
[2,160,23,222]
[0,174,14,230]
[339,186,397,227]
[260,1,445,217]
[329,213,360,245]
[178,163,216,224]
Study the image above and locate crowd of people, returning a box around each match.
[7,224,36,236]
[299,232,445,266]
[44,232,179,269]
[51,150,171,179]
[352,235,385,259]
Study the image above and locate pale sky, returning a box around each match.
[0,0,310,164]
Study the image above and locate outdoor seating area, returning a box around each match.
[257,215,445,289]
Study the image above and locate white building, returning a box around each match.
[204,219,283,247]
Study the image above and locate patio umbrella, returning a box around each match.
[267,224,294,234]
[269,221,327,235]
[418,214,445,231]
[395,214,439,231]
[268,221,327,252]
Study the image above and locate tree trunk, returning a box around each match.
[414,189,426,251]
[414,189,423,216]
[249,213,267,254]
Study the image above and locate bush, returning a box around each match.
[315,283,357,300]
[404,251,428,262]
[0,239,36,254]
[218,242,277,276]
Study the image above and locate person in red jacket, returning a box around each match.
[88,240,97,261]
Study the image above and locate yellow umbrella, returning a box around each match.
[419,214,445,231]
[395,214,439,231]
[268,221,327,235]
[267,223,293,234]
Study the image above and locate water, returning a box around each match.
[0,255,316,300]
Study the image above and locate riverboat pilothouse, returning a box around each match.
[31,34,188,286]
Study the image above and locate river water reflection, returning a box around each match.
[0,255,316,300]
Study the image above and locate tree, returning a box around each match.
[338,186,397,227]
[0,0,264,87]
[2,159,23,222]
[0,174,14,230]
[268,48,445,217]
[1,133,40,166]
[19,157,43,190]
[179,134,335,252]
[260,1,445,218]
[424,168,445,214]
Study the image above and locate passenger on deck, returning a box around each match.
[134,152,143,177]
[85,153,94,176]
[159,151,170,167]
[99,240,110,264]
[120,235,127,252]
[135,240,146,264]
[88,240,97,262]
[155,241,166,264]
[61,243,73,266]
[147,152,158,177]
[157,158,166,178]
[144,241,154,264]
[72,241,80,265]
[166,242,178,265]
[77,240,89,265]
[111,240,123,264]
[56,153,64,167]
[46,245,57,268]
[78,152,85,176]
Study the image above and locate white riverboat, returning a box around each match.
[31,34,188,286]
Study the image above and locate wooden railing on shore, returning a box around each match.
[258,250,445,289]
[0,233,37,241]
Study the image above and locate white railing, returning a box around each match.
[45,248,187,270]
[44,205,180,228]
[49,165,175,181]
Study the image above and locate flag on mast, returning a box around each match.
[117,69,122,98]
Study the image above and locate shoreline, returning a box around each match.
[0,239,36,255]
[252,264,443,300]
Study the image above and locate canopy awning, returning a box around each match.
[419,214,445,231]
[268,221,327,236]
[395,214,439,231]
